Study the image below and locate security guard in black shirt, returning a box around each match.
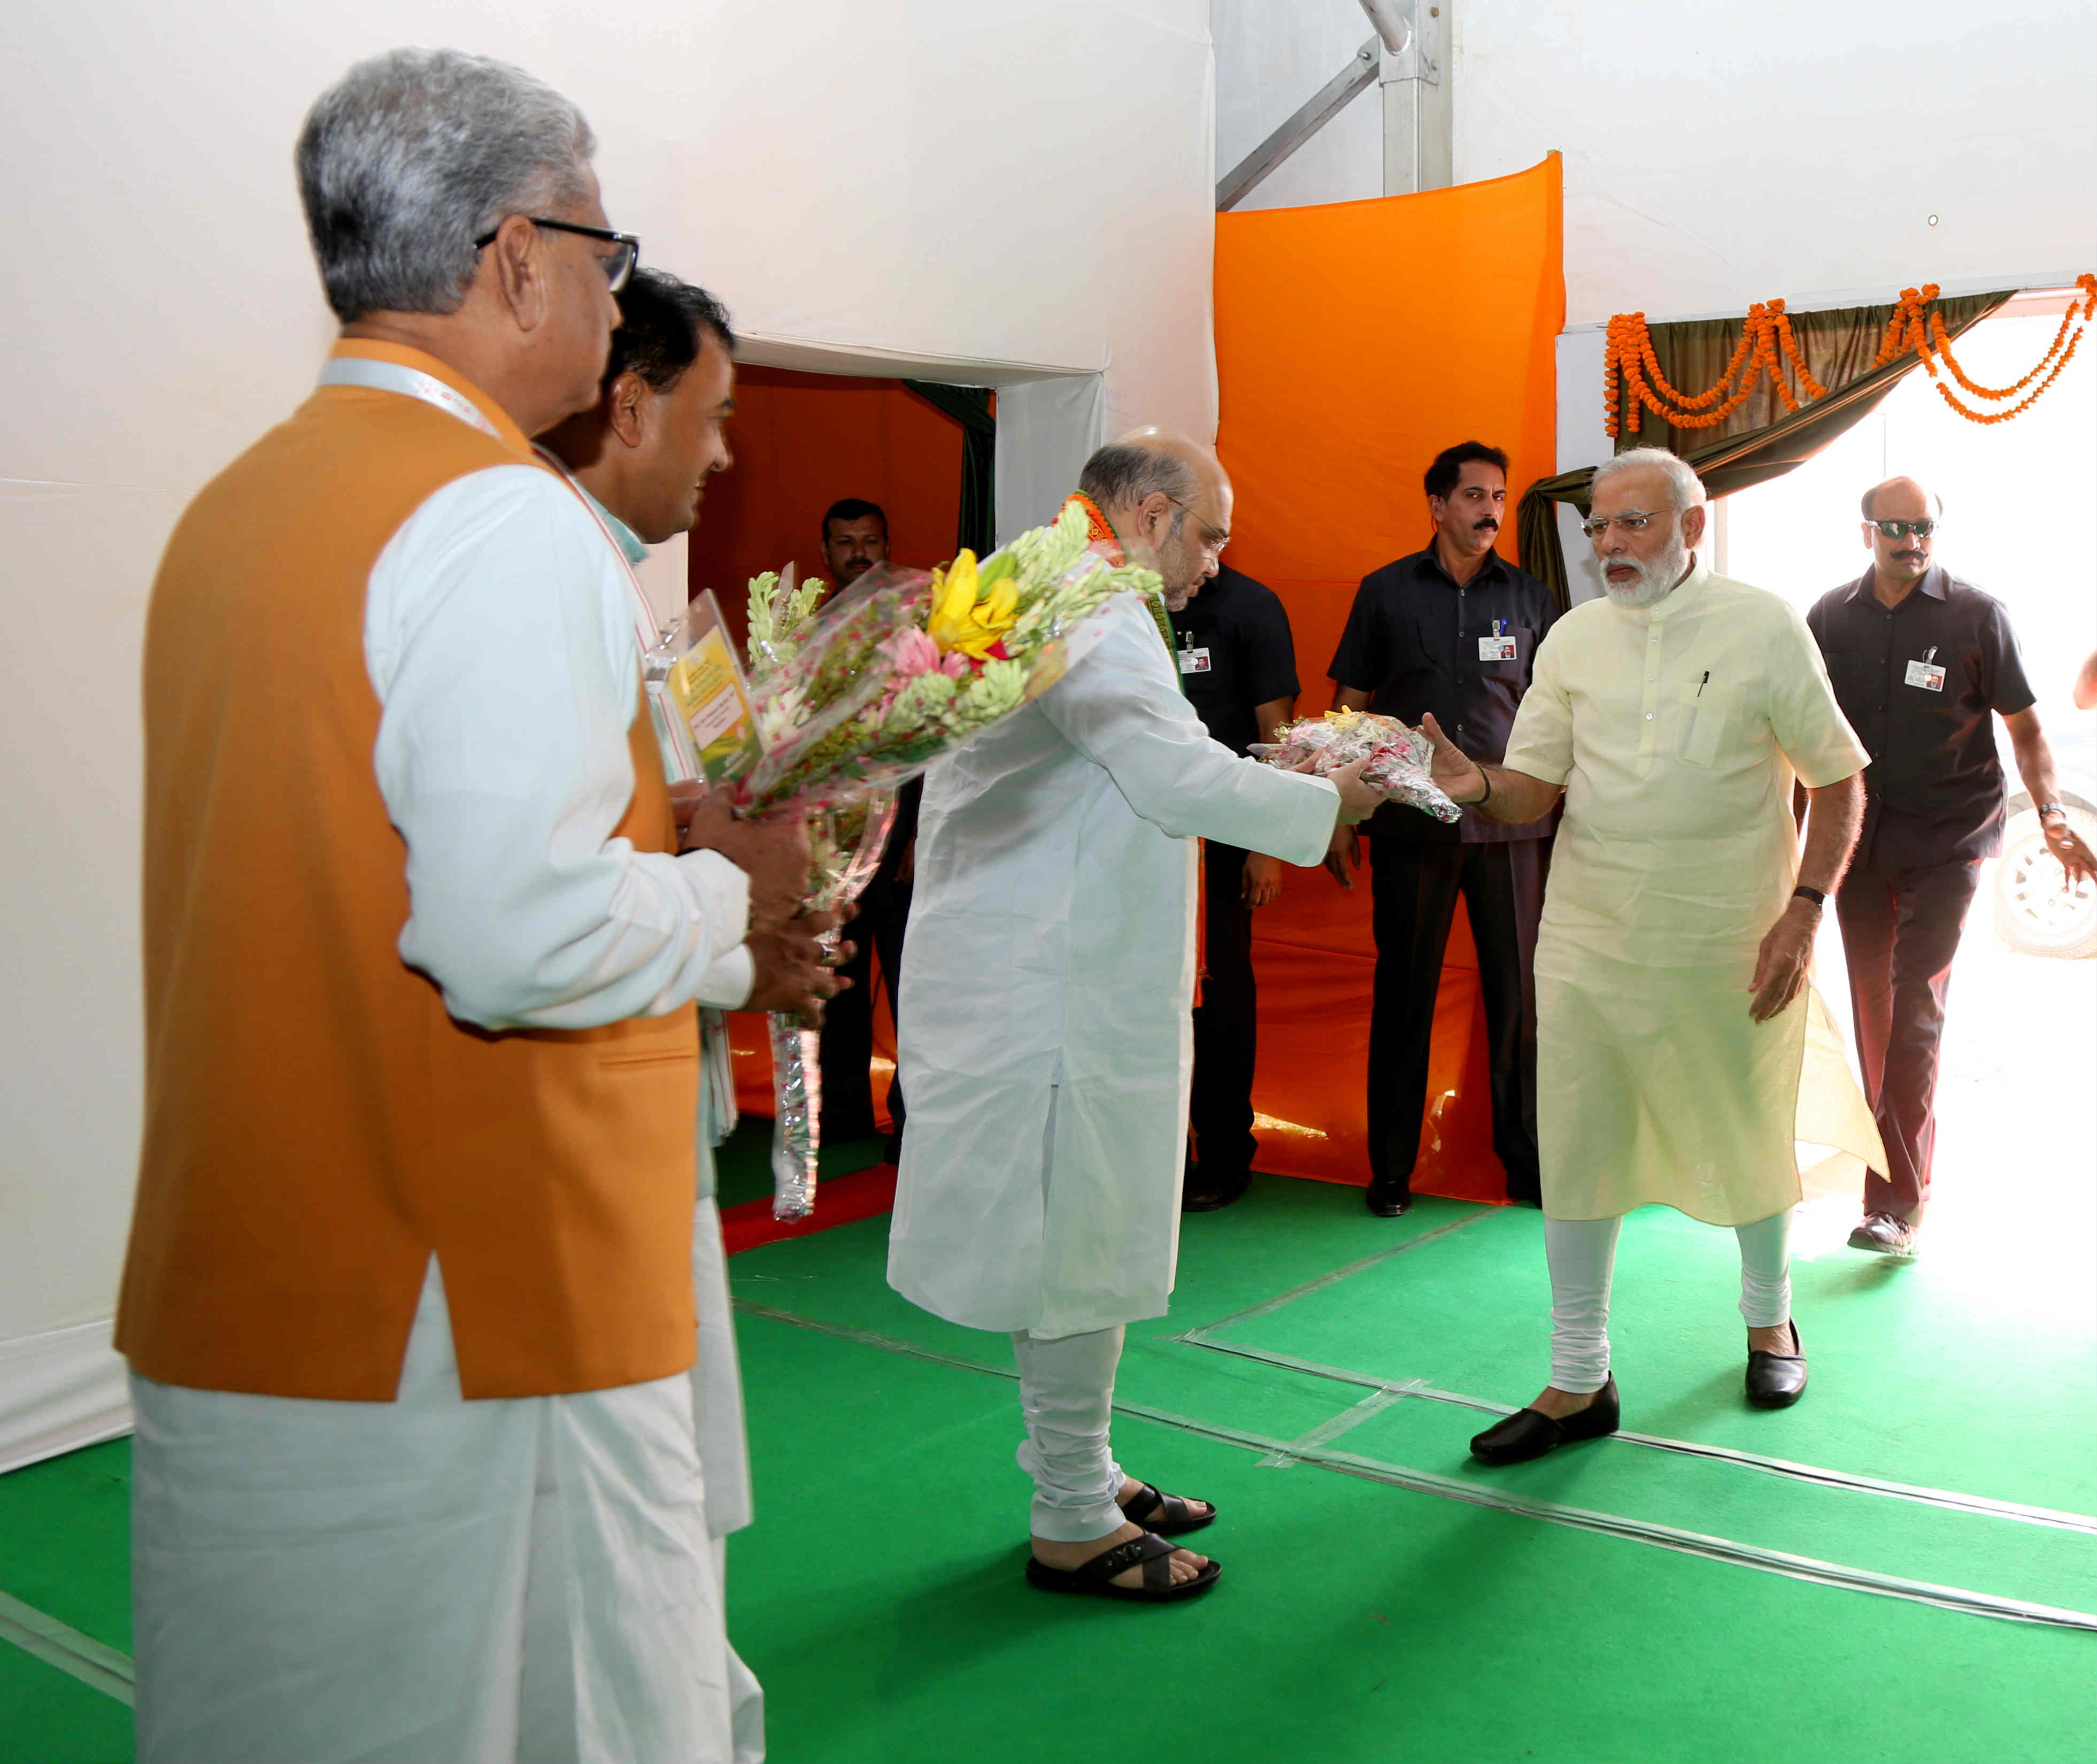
[1808,477,2096,1256]
[1328,442,1559,1215]
[1173,563,1301,1211]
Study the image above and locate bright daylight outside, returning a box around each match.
[1721,299,2097,1270]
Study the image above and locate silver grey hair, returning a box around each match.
[1077,441,1199,520]
[1593,445,1706,510]
[296,48,597,323]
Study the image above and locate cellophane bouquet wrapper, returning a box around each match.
[1262,710,1464,823]
[742,504,1166,1216]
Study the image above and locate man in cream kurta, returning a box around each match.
[1425,450,1882,1468]
[889,433,1376,1600]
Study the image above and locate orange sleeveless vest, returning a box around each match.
[115,343,700,1401]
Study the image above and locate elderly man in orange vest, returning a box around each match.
[115,49,820,1762]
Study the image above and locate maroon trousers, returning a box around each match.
[1834,857,1982,1224]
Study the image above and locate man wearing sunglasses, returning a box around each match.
[118,50,797,1760]
[1807,477,2097,1258]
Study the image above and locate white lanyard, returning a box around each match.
[530,445,665,654]
[311,356,660,653]
[317,355,500,438]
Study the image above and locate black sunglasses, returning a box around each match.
[473,217,639,291]
[1870,519,1935,539]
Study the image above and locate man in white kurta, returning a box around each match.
[1422,450,1882,1468]
[889,433,1377,1600]
[125,54,813,1762]
[545,266,855,1763]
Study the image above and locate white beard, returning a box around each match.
[1602,533,1692,609]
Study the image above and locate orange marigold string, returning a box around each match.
[1610,275,2096,435]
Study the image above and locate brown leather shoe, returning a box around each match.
[1847,1213,1919,1257]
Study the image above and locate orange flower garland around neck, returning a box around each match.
[1606,273,2096,436]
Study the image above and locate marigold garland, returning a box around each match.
[1606,273,2096,436]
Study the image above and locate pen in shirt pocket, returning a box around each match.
[1697,671,1709,697]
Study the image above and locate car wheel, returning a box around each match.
[1993,807,2097,959]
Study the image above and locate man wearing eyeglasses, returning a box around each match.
[1807,477,2097,1258]
[1420,447,1882,1466]
[117,51,799,1760]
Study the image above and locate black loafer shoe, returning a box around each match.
[1182,1170,1251,1213]
[1469,1376,1620,1465]
[1364,1180,1413,1218]
[1847,1212,1919,1257]
[1745,1321,1808,1409]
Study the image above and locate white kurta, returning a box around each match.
[132,419,762,1761]
[1502,563,1884,1226]
[888,592,1339,1337]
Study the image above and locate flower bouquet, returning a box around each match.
[743,505,1163,1216]
[1260,708,1464,823]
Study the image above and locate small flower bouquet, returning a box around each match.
[1261,709,1464,823]
[742,505,1163,1216]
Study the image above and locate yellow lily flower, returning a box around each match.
[926,550,1020,661]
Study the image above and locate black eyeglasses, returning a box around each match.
[1870,519,1934,539]
[473,217,639,291]
[1580,509,1674,540]
[1164,494,1230,558]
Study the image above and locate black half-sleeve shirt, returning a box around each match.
[1168,564,1300,758]
[1327,545,1559,843]
[1805,565,2036,868]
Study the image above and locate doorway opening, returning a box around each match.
[1718,296,2097,1268]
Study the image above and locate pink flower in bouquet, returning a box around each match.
[879,627,970,681]
[880,627,944,677]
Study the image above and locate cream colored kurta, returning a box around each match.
[1502,563,1884,1224]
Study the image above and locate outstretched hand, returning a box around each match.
[1323,755,1384,826]
[1419,713,1486,806]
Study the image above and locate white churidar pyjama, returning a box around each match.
[130,1261,747,1764]
[1544,1208,1794,1392]
[1010,1326,1125,1542]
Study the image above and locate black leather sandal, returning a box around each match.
[1118,1481,1215,1536]
[1025,1531,1222,1603]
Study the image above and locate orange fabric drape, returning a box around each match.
[1214,155,1564,1200]
[687,367,965,648]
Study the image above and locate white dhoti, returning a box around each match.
[132,1263,746,1764]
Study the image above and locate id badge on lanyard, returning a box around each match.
[1905,645,1946,692]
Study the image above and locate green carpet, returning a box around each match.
[5,1158,2093,1763]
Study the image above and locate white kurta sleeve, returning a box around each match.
[1502,619,1576,785]
[367,466,750,1031]
[1765,600,1869,788]
[696,948,754,1011]
[1038,596,1338,864]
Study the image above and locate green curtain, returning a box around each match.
[901,381,997,557]
[1515,290,2014,609]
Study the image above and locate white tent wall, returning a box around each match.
[0,0,1217,1472]
[1217,1,2094,320]
[1214,0,2094,592]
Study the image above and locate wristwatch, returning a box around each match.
[1792,884,1827,908]
[2035,801,2067,822]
